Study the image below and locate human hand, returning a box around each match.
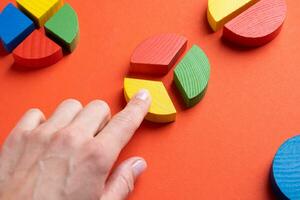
[0,89,151,200]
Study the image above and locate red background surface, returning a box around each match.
[0,0,299,199]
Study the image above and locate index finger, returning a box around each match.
[95,89,151,156]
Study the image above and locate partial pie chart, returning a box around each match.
[124,34,211,123]
[208,0,287,46]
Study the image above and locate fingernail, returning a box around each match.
[135,89,150,101]
[132,159,147,178]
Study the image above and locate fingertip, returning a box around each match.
[86,99,112,119]
[132,158,147,179]
[61,98,83,109]
[134,89,151,102]
[101,157,148,200]
[27,108,46,121]
[128,89,151,113]
[15,108,46,131]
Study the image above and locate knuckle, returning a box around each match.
[86,142,105,159]
[84,142,111,170]
[115,111,140,131]
[24,124,52,143]
[5,133,18,145]
[5,130,27,148]
[24,129,45,144]
[62,99,83,109]
[26,108,45,119]
[24,131,34,141]
[91,100,111,116]
[27,108,43,115]
[119,173,134,194]
[19,130,30,139]
[11,109,44,138]
[51,128,79,148]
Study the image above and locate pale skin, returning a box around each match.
[0,89,151,200]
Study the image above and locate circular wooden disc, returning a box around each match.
[272,135,300,200]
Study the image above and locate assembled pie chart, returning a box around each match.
[0,0,79,69]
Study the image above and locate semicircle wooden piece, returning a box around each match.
[272,135,300,200]
[223,0,287,47]
[13,29,63,69]
[207,0,258,31]
[45,3,79,52]
[130,34,187,75]
[174,45,210,108]
[124,78,176,123]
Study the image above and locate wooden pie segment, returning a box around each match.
[0,3,35,52]
[124,78,176,123]
[174,45,210,108]
[223,0,287,47]
[130,34,187,75]
[45,3,79,52]
[13,29,63,69]
[16,0,64,27]
[207,0,258,31]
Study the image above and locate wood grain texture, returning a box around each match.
[45,3,79,52]
[207,0,258,31]
[13,29,63,69]
[16,0,63,27]
[130,34,187,75]
[174,45,210,108]
[124,78,176,123]
[0,3,34,52]
[272,135,300,200]
[223,0,287,47]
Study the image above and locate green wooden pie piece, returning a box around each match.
[174,45,210,107]
[45,3,79,52]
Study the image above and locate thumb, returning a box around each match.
[101,157,147,200]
